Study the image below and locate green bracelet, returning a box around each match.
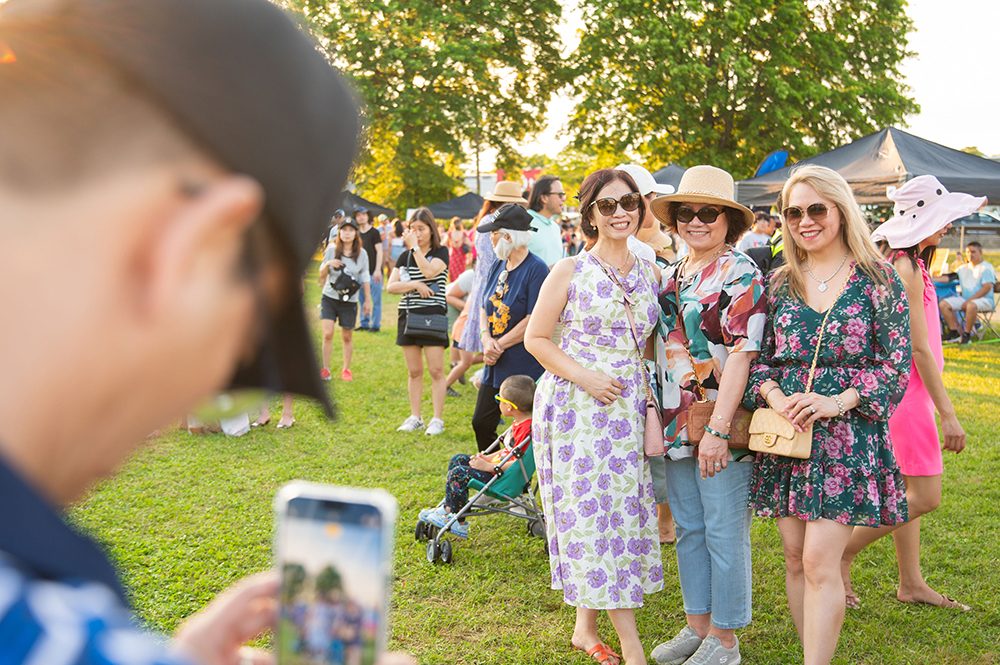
[703,425,731,441]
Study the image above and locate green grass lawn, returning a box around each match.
[71,277,1000,664]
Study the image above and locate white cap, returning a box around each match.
[616,164,676,196]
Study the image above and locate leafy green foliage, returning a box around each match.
[281,563,307,601]
[284,0,565,211]
[567,0,919,177]
[315,564,343,597]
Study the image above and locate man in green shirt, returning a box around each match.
[525,175,566,267]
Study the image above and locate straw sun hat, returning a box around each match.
[484,180,528,204]
[650,165,754,228]
[871,175,986,249]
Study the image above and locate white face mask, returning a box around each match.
[494,234,515,260]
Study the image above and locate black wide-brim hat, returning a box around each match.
[1,0,361,416]
[477,203,535,233]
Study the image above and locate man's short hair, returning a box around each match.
[499,375,536,413]
[0,11,201,192]
[967,241,983,250]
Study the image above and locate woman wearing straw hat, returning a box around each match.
[648,165,765,665]
[447,182,527,389]
[745,165,910,664]
[837,176,979,612]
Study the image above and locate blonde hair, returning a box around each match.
[774,165,889,299]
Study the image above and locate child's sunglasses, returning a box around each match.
[494,394,519,410]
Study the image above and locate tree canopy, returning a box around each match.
[285,0,564,212]
[566,0,918,178]
[282,1,920,205]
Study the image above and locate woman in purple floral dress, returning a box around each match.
[526,169,663,665]
[745,166,910,665]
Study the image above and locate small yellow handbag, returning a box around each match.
[748,408,813,459]
[748,279,846,460]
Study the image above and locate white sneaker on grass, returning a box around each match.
[683,635,740,665]
[396,416,424,432]
[651,626,703,665]
[424,418,445,436]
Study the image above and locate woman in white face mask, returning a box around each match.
[471,204,551,451]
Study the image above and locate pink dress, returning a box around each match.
[889,255,944,476]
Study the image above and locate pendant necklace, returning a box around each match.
[805,254,849,293]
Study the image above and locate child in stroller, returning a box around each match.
[419,374,535,539]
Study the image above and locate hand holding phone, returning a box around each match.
[274,483,397,665]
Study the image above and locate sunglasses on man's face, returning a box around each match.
[781,203,830,224]
[589,192,642,216]
[675,206,725,224]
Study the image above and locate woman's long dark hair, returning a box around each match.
[335,225,361,259]
[409,207,441,250]
[878,240,935,270]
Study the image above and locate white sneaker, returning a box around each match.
[424,418,445,436]
[396,416,424,432]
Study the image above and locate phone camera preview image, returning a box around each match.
[278,497,387,665]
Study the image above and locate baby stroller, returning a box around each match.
[415,425,546,564]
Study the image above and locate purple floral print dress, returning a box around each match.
[745,264,912,526]
[533,253,664,609]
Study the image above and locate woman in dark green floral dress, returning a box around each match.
[744,166,910,665]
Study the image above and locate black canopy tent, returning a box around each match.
[735,127,1000,207]
[652,164,687,191]
[427,192,485,219]
[341,191,395,218]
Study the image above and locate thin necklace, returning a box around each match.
[592,249,633,275]
[805,254,850,293]
[680,245,728,281]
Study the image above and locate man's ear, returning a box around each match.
[141,175,264,320]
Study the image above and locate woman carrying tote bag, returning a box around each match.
[744,165,911,665]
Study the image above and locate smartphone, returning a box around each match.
[274,482,397,665]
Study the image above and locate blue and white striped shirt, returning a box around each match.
[0,456,193,665]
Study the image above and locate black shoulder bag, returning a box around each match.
[329,255,360,301]
[402,251,449,342]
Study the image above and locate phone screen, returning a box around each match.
[277,496,387,665]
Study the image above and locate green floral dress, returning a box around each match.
[745,264,911,526]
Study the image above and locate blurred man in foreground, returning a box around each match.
[0,0,410,663]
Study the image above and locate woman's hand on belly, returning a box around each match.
[575,368,625,405]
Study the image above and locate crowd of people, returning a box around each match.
[2,0,992,664]
[398,163,988,665]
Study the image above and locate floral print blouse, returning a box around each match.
[655,248,767,460]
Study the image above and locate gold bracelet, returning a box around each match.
[762,384,781,402]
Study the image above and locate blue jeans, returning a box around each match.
[664,457,752,629]
[359,278,382,329]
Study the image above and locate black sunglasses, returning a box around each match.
[675,206,725,224]
[589,192,642,216]
[782,203,830,224]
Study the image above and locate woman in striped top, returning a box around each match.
[387,207,451,435]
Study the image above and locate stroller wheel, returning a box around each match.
[440,540,453,564]
[414,520,427,542]
[529,518,546,539]
[425,539,440,563]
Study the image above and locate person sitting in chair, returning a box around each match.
[940,241,995,343]
[419,375,535,539]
